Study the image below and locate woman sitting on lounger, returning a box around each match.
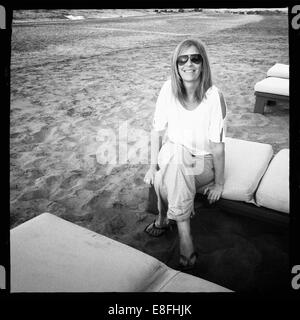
[143,39,227,271]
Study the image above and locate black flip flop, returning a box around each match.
[144,220,170,237]
[178,252,198,271]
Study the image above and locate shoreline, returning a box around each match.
[12,8,287,25]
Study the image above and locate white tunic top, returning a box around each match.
[153,79,227,156]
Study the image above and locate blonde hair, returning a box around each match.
[171,39,212,107]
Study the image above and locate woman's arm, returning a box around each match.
[150,130,163,169]
[211,141,225,186]
[204,141,225,203]
[144,129,165,185]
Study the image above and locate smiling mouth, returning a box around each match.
[183,70,195,73]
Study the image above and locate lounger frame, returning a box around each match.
[147,186,289,228]
[254,91,289,114]
[217,198,289,227]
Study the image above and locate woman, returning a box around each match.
[143,39,227,270]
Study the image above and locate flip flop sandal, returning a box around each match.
[178,252,198,271]
[144,220,170,237]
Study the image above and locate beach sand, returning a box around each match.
[10,11,289,291]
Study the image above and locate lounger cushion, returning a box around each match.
[267,63,289,79]
[220,137,273,202]
[255,149,289,213]
[254,77,289,96]
[10,213,231,292]
[159,272,229,292]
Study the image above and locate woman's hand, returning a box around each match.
[144,166,157,185]
[203,184,223,204]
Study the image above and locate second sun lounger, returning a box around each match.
[147,138,289,227]
[253,63,289,114]
[10,212,232,292]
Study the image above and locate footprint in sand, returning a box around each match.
[46,199,67,212]
[67,108,75,116]
[84,177,107,191]
[104,215,127,235]
[22,156,52,170]
[133,176,145,186]
[10,132,22,139]
[43,175,63,193]
[22,175,63,201]
[32,126,57,143]
[18,188,47,201]
[10,152,19,159]
[82,190,113,211]
[117,192,139,210]
[60,172,83,189]
[24,168,44,180]
[81,110,93,118]
[20,126,57,144]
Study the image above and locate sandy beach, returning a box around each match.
[9,9,289,290]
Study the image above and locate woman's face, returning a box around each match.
[177,45,202,84]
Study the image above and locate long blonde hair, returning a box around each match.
[171,39,212,107]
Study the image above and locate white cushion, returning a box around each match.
[254,77,289,96]
[267,63,289,79]
[10,213,232,292]
[256,149,289,213]
[221,137,273,202]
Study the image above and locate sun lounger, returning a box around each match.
[147,137,289,227]
[266,63,289,79]
[254,63,289,114]
[10,212,232,292]
[215,139,289,227]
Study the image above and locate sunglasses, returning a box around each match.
[177,54,202,66]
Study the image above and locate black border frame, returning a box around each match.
[2,0,299,311]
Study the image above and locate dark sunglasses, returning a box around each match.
[177,54,202,66]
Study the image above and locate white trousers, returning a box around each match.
[154,141,215,222]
